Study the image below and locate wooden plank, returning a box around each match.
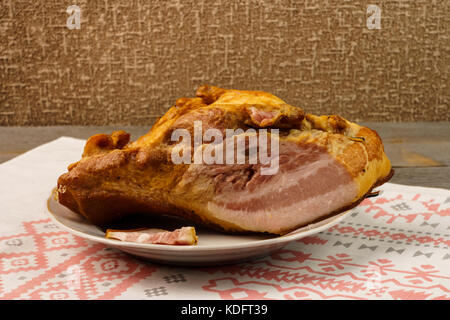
[0,126,149,162]
[362,122,450,168]
[383,144,446,167]
[0,123,449,189]
[388,167,450,189]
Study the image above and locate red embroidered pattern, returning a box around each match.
[1,190,449,300]
[0,219,155,299]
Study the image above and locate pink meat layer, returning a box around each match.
[207,143,358,234]
[106,227,198,245]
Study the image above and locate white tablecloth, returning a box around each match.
[0,137,449,300]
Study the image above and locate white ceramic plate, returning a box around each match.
[46,189,350,266]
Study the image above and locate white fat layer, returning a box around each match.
[207,156,358,234]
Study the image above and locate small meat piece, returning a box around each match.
[105,227,198,245]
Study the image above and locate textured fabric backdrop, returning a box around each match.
[0,0,448,125]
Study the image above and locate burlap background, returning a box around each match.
[0,0,448,126]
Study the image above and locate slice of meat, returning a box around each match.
[105,227,198,245]
[57,85,393,235]
[201,141,358,234]
[247,107,280,127]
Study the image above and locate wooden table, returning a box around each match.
[1,123,449,189]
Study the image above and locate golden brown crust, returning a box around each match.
[57,85,393,233]
[82,130,130,157]
[300,113,392,200]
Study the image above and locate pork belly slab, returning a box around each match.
[57,85,393,235]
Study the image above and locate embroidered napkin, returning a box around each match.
[0,137,449,300]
